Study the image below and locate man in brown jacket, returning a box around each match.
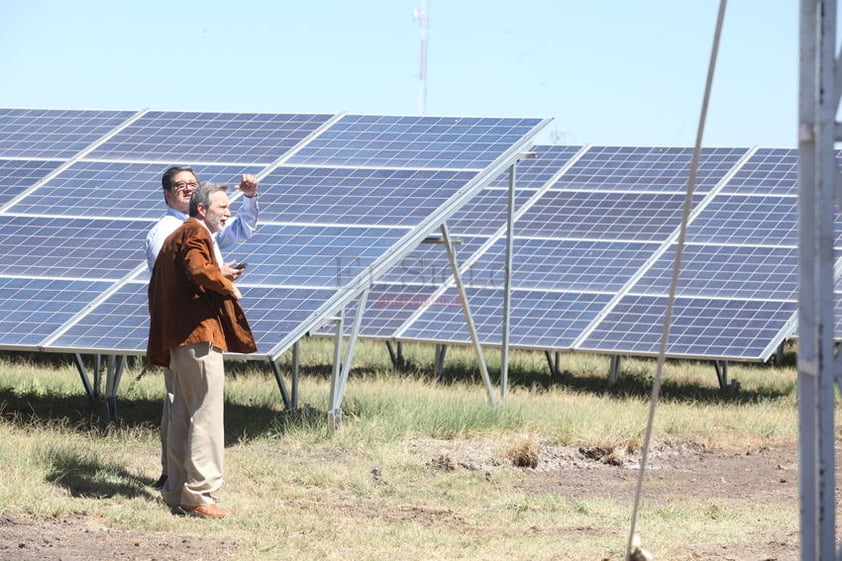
[147,181,257,519]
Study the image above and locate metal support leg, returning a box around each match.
[73,353,95,400]
[434,344,447,379]
[328,290,369,431]
[94,354,103,398]
[270,360,292,410]
[386,340,405,371]
[714,360,740,394]
[544,350,570,384]
[103,355,126,424]
[291,340,300,409]
[608,355,621,388]
[440,223,495,404]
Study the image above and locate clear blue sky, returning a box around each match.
[1,1,799,147]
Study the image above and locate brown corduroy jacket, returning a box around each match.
[146,217,256,367]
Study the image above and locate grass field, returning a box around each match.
[0,339,812,560]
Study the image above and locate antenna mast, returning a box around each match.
[412,0,429,114]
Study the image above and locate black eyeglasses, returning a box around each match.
[172,181,198,192]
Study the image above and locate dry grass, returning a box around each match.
[0,341,813,560]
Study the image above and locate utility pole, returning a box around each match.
[797,1,839,559]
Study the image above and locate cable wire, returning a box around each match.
[624,1,728,559]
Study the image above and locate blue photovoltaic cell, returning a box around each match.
[51,283,341,355]
[0,108,135,159]
[313,284,442,339]
[686,194,798,245]
[360,285,441,338]
[400,287,612,348]
[486,144,584,188]
[258,166,478,227]
[48,282,150,352]
[723,148,798,195]
[549,146,748,193]
[445,187,540,236]
[579,294,797,359]
[515,191,705,240]
[0,159,64,206]
[239,286,340,355]
[379,236,487,285]
[224,224,410,288]
[631,244,799,300]
[0,109,550,360]
[358,144,820,361]
[6,161,263,219]
[2,118,818,365]
[286,114,543,169]
[467,238,662,292]
[87,112,333,164]
[0,277,113,348]
[0,216,148,279]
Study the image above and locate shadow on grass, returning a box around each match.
[42,446,159,500]
[405,356,795,405]
[0,384,327,447]
[0,347,795,445]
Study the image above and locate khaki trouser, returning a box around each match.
[159,367,174,476]
[162,343,225,508]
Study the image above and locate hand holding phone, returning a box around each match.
[234,262,247,270]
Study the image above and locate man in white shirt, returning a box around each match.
[145,165,259,490]
[146,166,258,272]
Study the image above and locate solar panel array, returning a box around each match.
[1,106,832,365]
[0,108,548,359]
[339,145,835,362]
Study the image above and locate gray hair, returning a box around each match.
[189,182,228,217]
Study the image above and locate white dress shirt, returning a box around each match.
[145,195,258,271]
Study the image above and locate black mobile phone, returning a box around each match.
[234,262,247,270]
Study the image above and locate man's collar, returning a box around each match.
[166,206,188,220]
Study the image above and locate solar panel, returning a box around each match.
[578,146,804,359]
[0,277,114,348]
[2,110,817,369]
[631,244,799,300]
[0,159,64,206]
[0,215,147,279]
[0,108,137,159]
[5,162,263,219]
[46,282,150,353]
[363,144,818,363]
[685,194,799,245]
[378,236,489,285]
[87,111,334,163]
[516,191,707,240]
[445,188,540,236]
[219,224,410,287]
[0,108,548,364]
[256,166,478,227]
[399,287,613,349]
[724,147,799,195]
[470,238,663,292]
[549,145,748,193]
[329,284,443,339]
[286,114,543,169]
[486,144,584,188]
[577,295,797,360]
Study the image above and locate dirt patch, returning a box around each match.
[0,514,237,561]
[0,440,811,561]
[412,437,800,506]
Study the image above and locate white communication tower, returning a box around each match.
[412,0,429,114]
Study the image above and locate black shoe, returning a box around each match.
[152,474,168,490]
